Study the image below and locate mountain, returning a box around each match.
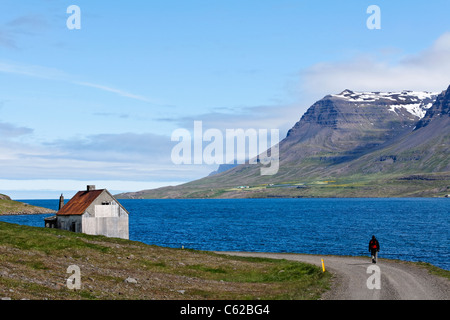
[117,86,450,199]
[339,87,450,176]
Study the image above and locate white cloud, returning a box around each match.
[301,32,450,96]
[159,34,450,142]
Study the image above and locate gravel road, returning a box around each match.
[216,252,450,300]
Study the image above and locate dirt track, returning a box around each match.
[216,252,450,300]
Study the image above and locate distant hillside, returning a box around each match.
[117,85,450,199]
[0,195,56,215]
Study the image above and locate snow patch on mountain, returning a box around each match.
[331,90,438,119]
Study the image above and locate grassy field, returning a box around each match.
[0,222,331,300]
[0,195,56,215]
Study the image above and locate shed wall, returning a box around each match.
[81,192,129,239]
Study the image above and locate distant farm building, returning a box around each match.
[44,185,129,239]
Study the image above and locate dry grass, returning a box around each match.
[0,198,56,215]
[0,222,330,300]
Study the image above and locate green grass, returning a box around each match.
[0,222,113,254]
[0,198,56,215]
[415,262,450,280]
[0,222,331,300]
[0,199,31,214]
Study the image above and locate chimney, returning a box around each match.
[87,185,96,192]
[59,194,64,211]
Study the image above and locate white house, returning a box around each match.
[45,185,129,240]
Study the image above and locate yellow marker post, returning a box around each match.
[321,259,326,272]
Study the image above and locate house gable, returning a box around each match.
[84,189,129,217]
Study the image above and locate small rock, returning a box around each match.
[125,277,138,284]
[1,297,11,300]
[177,290,185,294]
[55,282,65,290]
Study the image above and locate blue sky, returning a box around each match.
[0,0,449,199]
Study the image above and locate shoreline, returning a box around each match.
[0,211,56,216]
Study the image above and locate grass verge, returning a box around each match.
[0,222,331,300]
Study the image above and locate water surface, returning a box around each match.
[1,198,448,270]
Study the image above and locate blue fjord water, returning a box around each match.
[0,198,448,270]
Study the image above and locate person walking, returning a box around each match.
[369,235,380,263]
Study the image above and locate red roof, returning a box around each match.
[57,189,105,216]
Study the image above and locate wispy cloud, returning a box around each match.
[301,32,450,96]
[0,60,67,80]
[46,132,174,163]
[158,103,300,140]
[0,14,48,49]
[6,14,48,34]
[74,81,153,103]
[0,59,154,103]
[0,121,33,138]
[0,30,17,49]
[92,112,130,119]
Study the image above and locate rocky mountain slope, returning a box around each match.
[117,85,450,199]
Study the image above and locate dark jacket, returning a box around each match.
[369,238,380,252]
